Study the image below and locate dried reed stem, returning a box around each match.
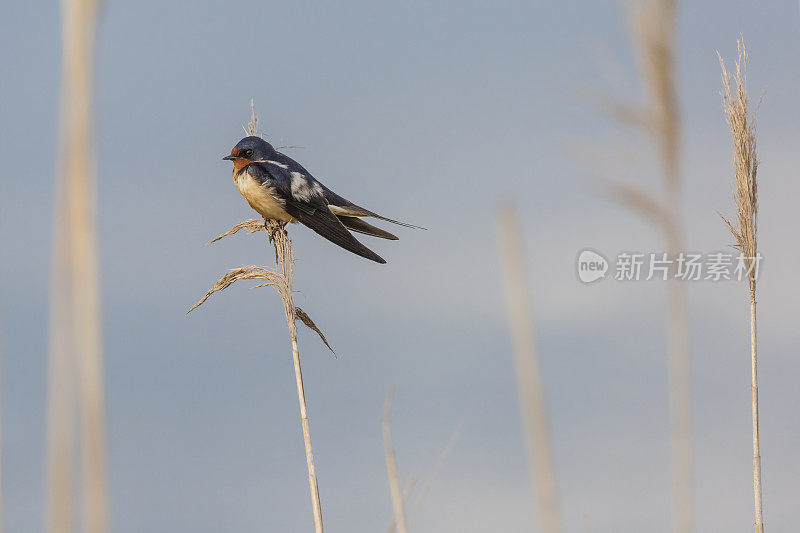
[248,105,323,531]
[190,220,329,531]
[718,41,763,533]
[383,388,408,533]
[191,103,327,530]
[47,0,107,532]
[496,206,561,533]
[267,220,324,533]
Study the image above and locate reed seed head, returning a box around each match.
[718,40,759,293]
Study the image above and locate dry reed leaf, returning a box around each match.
[188,266,281,313]
[581,91,655,133]
[295,308,334,354]
[604,180,671,230]
[208,219,266,244]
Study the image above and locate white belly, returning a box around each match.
[234,172,294,222]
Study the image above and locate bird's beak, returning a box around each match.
[222,155,236,161]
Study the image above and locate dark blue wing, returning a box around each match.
[247,161,387,263]
[267,151,424,230]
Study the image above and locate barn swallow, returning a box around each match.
[223,136,420,263]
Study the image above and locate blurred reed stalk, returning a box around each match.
[496,205,561,533]
[189,105,327,532]
[386,477,416,533]
[383,388,408,533]
[601,1,693,530]
[718,41,763,533]
[385,405,461,533]
[408,419,462,522]
[47,0,107,532]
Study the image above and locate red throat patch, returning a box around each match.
[232,157,254,173]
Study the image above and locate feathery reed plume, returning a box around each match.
[190,106,328,532]
[383,388,408,533]
[596,2,693,530]
[718,41,763,533]
[207,219,267,244]
[47,0,107,532]
[496,205,561,533]
[247,99,258,137]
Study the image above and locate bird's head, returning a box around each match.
[223,136,275,173]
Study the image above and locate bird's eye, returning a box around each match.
[244,149,254,157]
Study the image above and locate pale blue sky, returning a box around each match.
[2,1,800,531]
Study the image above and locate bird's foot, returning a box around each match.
[264,218,288,242]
